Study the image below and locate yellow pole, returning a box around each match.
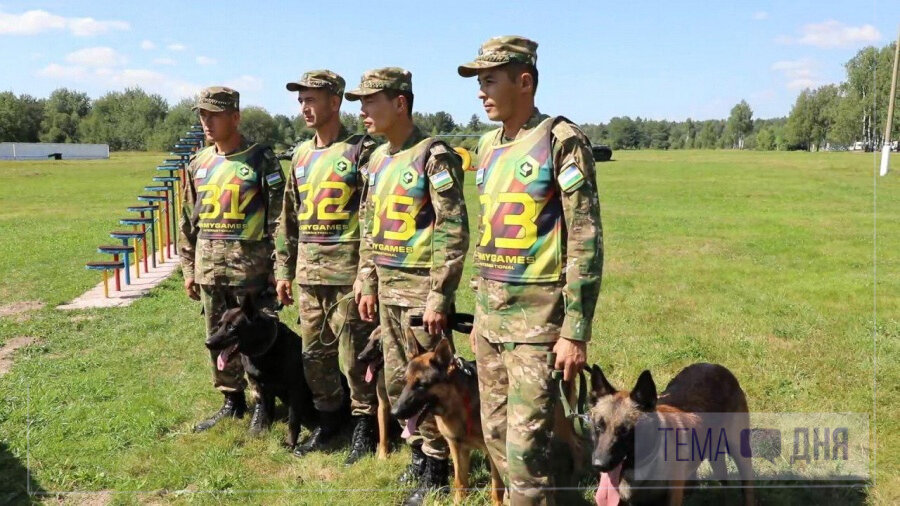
[103,270,109,298]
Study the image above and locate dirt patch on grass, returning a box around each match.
[0,336,40,377]
[0,300,45,322]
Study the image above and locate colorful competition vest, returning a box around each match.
[193,144,267,241]
[291,135,364,243]
[366,138,436,268]
[474,117,563,283]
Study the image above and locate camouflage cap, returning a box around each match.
[286,69,345,96]
[192,86,239,112]
[345,67,412,101]
[458,35,538,77]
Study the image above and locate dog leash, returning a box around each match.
[553,369,591,439]
[318,291,356,347]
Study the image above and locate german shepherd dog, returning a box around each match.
[357,326,393,459]
[205,296,315,449]
[587,363,755,506]
[392,338,504,505]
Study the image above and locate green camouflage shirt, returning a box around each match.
[357,126,469,313]
[475,109,603,343]
[274,127,377,286]
[179,136,285,286]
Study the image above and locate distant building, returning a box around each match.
[0,143,110,160]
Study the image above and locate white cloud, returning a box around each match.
[152,57,176,65]
[771,59,821,91]
[0,9,65,35]
[34,62,201,100]
[195,55,217,66]
[779,20,881,48]
[67,17,129,36]
[225,75,263,93]
[65,47,127,67]
[167,42,186,51]
[140,39,155,50]
[752,11,768,21]
[37,63,90,80]
[0,9,129,36]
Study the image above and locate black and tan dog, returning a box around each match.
[205,296,315,449]
[357,326,393,459]
[587,363,755,506]
[392,338,504,505]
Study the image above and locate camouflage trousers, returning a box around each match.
[476,336,559,506]
[380,303,449,460]
[297,284,377,416]
[200,283,277,394]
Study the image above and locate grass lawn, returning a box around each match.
[0,149,897,505]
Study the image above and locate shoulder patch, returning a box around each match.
[551,119,581,142]
[558,163,585,192]
[429,169,453,192]
[266,171,284,186]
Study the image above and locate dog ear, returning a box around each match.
[630,370,657,411]
[589,364,617,398]
[431,338,453,369]
[411,336,427,356]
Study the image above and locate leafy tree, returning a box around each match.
[79,88,168,150]
[0,92,44,142]
[726,100,753,149]
[239,106,279,146]
[40,88,91,143]
[149,98,197,151]
[608,116,640,149]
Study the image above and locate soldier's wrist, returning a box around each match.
[560,316,591,343]
[425,291,451,314]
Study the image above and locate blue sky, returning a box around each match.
[1,1,896,124]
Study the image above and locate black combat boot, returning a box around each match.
[193,392,247,432]
[247,400,271,437]
[344,415,377,465]
[403,455,450,506]
[397,442,427,484]
[292,409,343,456]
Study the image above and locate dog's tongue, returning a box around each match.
[401,412,420,439]
[365,364,375,383]
[216,344,237,371]
[595,463,622,506]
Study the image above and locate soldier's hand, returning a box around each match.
[359,295,377,322]
[423,309,447,336]
[276,280,294,306]
[553,338,587,382]
[184,278,200,301]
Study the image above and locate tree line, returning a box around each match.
[0,42,895,152]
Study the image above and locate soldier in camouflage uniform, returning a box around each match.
[274,70,380,463]
[458,37,603,505]
[179,86,286,434]
[348,68,469,506]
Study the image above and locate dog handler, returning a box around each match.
[179,86,285,433]
[458,36,603,505]
[350,68,469,505]
[274,70,380,463]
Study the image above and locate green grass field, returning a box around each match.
[0,150,897,505]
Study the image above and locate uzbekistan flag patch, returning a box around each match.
[558,164,585,192]
[429,170,453,192]
[266,171,284,185]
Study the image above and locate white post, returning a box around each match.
[881,26,900,177]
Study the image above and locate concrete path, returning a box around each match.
[58,257,181,310]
